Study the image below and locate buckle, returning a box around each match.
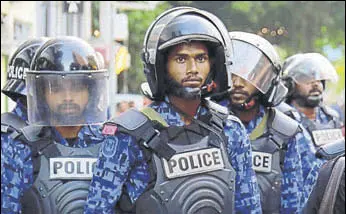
[143,129,160,148]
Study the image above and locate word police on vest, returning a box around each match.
[312,129,344,146]
[8,65,28,80]
[252,151,272,173]
[162,148,225,179]
[49,157,97,180]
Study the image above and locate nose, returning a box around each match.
[62,88,74,102]
[187,58,198,75]
[232,75,244,88]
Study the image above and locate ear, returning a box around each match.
[282,77,295,97]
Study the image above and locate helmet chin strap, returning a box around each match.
[231,93,259,111]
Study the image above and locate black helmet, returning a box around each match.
[2,37,49,102]
[26,36,109,126]
[227,31,287,107]
[141,6,233,100]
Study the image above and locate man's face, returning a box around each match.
[295,80,324,98]
[165,42,211,99]
[294,80,324,107]
[44,80,89,118]
[230,74,258,105]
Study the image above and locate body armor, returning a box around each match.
[104,105,236,214]
[278,103,345,159]
[14,125,101,214]
[249,108,300,214]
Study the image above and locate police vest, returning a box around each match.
[103,104,237,214]
[278,103,345,159]
[1,112,27,138]
[14,125,101,214]
[249,108,301,214]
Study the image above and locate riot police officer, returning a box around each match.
[1,36,109,214]
[212,31,321,213]
[84,7,261,214]
[1,38,48,135]
[281,53,345,160]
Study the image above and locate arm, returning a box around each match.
[295,129,325,204]
[84,133,149,214]
[280,137,305,213]
[1,134,33,214]
[223,119,262,214]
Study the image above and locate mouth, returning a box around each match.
[182,78,202,87]
[309,91,322,96]
[58,104,80,114]
[230,90,249,101]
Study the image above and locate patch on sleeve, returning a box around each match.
[102,137,118,158]
[102,124,118,135]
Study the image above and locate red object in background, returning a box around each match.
[342,126,345,137]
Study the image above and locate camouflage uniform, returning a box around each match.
[1,124,104,213]
[219,99,322,213]
[84,98,262,214]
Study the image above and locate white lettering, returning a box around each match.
[312,129,344,146]
[162,148,224,179]
[252,152,272,173]
[49,157,97,180]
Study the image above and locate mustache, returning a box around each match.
[230,89,250,96]
[181,76,203,83]
[57,102,81,111]
[309,88,322,94]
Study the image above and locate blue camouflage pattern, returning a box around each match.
[1,124,104,214]
[219,99,322,213]
[84,97,262,214]
[11,100,28,122]
[291,105,336,125]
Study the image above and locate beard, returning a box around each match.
[51,102,85,125]
[229,88,259,111]
[293,90,323,108]
[165,75,202,100]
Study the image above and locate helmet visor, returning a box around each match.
[231,40,278,94]
[26,70,109,126]
[283,53,338,84]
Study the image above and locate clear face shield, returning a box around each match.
[230,40,278,94]
[26,70,109,126]
[283,53,339,84]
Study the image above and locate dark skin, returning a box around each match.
[166,42,212,124]
[44,80,89,140]
[292,80,324,120]
[230,74,259,123]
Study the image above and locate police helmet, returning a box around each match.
[26,36,109,126]
[141,6,233,100]
[228,31,287,107]
[2,37,49,102]
[282,52,338,96]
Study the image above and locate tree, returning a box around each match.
[125,2,171,93]
[124,1,344,96]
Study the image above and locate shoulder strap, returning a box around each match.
[318,156,345,214]
[316,138,345,160]
[321,105,340,120]
[104,108,176,159]
[1,112,27,139]
[249,113,269,141]
[140,107,169,127]
[269,108,301,137]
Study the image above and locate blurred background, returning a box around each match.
[1,1,344,117]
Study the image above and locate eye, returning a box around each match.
[196,55,207,63]
[175,56,186,63]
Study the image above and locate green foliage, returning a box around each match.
[125,1,345,96]
[125,2,171,93]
